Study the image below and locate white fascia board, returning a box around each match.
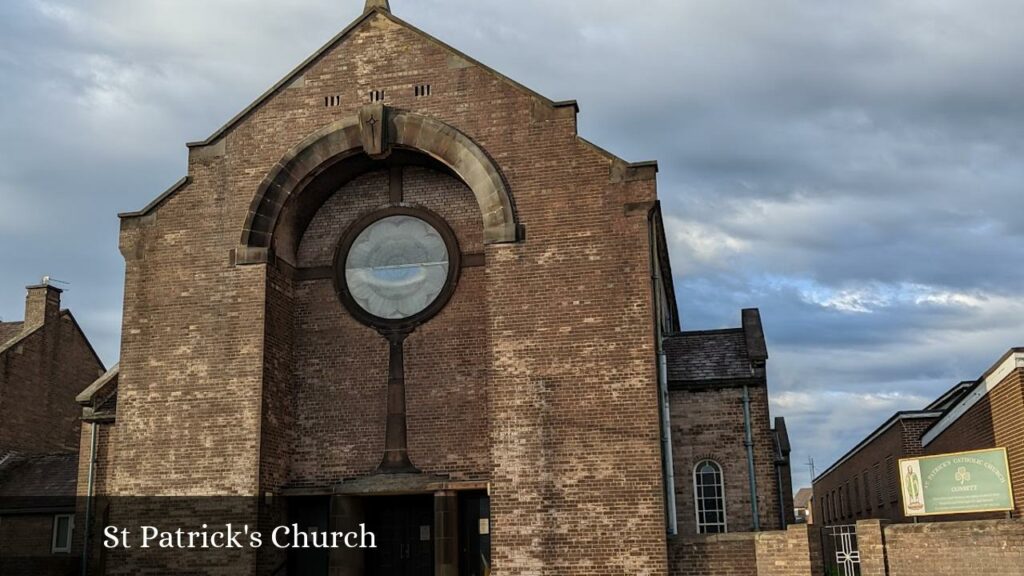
[922,351,1024,447]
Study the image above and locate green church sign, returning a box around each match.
[900,448,1015,517]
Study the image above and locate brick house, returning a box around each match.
[813,348,1023,526]
[75,2,793,574]
[0,282,107,574]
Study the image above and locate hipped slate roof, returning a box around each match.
[664,309,768,388]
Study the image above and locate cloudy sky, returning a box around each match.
[2,0,1022,486]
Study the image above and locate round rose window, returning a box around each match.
[343,215,451,321]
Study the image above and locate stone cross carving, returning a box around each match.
[358,103,390,159]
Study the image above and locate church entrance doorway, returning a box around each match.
[365,495,435,576]
[284,490,490,576]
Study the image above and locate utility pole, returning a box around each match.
[806,456,816,483]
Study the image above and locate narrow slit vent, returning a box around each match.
[324,95,343,107]
[414,84,432,97]
[369,90,386,103]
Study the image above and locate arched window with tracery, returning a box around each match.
[694,460,727,534]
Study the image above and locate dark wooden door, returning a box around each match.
[366,496,434,576]
[458,492,491,576]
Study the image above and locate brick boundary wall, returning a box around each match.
[756,525,823,576]
[670,532,757,576]
[857,518,1024,576]
[668,525,820,576]
[667,518,1023,575]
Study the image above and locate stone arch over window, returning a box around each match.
[238,105,519,265]
[694,459,727,534]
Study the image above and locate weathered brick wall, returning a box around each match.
[754,525,820,576]
[669,533,757,576]
[752,387,785,532]
[668,525,819,576]
[858,518,1024,576]
[670,385,784,537]
[855,520,888,576]
[107,9,667,575]
[926,368,1024,517]
[0,305,105,455]
[75,422,115,498]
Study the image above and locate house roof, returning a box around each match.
[0,310,104,374]
[0,323,39,357]
[794,488,813,509]
[665,329,751,382]
[0,453,78,513]
[664,309,768,388]
[0,321,23,345]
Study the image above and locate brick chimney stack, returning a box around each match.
[24,281,63,329]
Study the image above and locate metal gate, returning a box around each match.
[822,524,861,576]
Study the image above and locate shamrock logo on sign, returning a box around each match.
[955,466,971,486]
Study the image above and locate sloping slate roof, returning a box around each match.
[0,321,23,345]
[0,453,78,510]
[664,329,753,382]
[794,487,813,509]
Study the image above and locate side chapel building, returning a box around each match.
[76,2,794,574]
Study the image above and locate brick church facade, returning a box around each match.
[75,2,793,574]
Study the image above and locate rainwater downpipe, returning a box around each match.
[743,385,761,531]
[649,208,678,537]
[81,421,98,576]
[775,460,787,529]
[659,350,677,536]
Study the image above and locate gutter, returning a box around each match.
[659,351,677,536]
[81,422,99,576]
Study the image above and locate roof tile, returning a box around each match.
[0,321,24,345]
[0,453,79,508]
[664,329,753,382]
